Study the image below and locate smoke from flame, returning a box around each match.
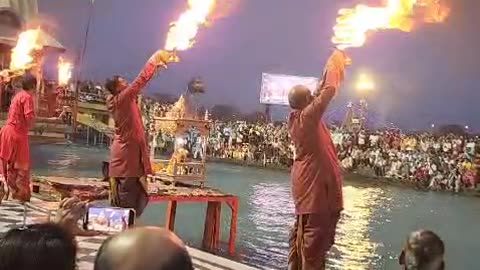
[164,0,216,51]
[58,57,72,86]
[10,29,41,70]
[332,0,450,50]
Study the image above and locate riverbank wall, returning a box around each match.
[208,157,480,198]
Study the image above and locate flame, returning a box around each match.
[164,0,216,51]
[10,29,41,70]
[332,0,450,50]
[58,57,72,86]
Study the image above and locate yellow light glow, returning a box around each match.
[356,73,375,92]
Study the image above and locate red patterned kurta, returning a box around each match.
[0,90,35,202]
[107,62,157,178]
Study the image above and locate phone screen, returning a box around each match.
[84,207,135,233]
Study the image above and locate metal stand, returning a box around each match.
[21,202,27,228]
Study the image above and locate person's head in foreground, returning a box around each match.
[22,72,37,91]
[94,227,194,270]
[399,230,445,270]
[0,223,77,270]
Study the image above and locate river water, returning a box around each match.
[31,144,480,270]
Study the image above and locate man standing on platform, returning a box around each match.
[105,50,177,217]
[287,49,350,270]
[0,73,36,203]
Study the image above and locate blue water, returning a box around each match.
[31,144,480,269]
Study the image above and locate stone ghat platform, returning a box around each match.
[0,199,256,270]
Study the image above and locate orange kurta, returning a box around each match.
[0,90,35,170]
[288,73,343,216]
[0,89,35,202]
[107,62,157,178]
[287,63,344,269]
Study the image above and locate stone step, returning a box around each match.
[0,199,257,270]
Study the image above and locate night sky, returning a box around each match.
[38,0,480,130]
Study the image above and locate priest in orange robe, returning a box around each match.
[0,73,36,203]
[105,50,177,217]
[287,49,349,270]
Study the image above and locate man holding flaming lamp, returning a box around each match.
[0,28,43,203]
[287,49,350,270]
[105,50,178,218]
[283,1,452,268]
[105,0,214,217]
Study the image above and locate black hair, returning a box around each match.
[0,223,77,270]
[94,236,194,270]
[22,73,37,90]
[165,248,193,270]
[104,75,121,95]
[102,161,110,181]
[94,236,113,270]
[162,248,194,270]
[399,230,445,270]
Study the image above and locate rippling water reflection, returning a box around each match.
[330,186,389,270]
[31,144,480,270]
[245,183,392,269]
[248,183,295,269]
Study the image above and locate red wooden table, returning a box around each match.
[149,193,239,255]
[31,176,240,255]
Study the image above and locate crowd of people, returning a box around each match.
[203,121,479,192]
[45,73,476,196]
[0,51,449,270]
[134,91,479,194]
[77,80,108,104]
[0,44,458,270]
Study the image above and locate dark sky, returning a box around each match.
[38,0,480,130]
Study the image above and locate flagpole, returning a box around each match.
[73,0,95,135]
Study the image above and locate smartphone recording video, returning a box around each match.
[83,207,135,233]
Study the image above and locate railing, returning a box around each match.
[153,159,206,183]
[76,113,114,137]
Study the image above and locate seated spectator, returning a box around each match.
[94,227,193,270]
[399,230,445,270]
[0,223,77,270]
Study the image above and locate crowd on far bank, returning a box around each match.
[67,84,479,194]
[203,121,478,192]
[146,105,478,193]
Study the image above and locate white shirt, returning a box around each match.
[358,134,365,145]
[370,135,379,145]
[332,133,343,145]
[443,142,451,152]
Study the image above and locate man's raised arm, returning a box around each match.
[302,49,349,122]
[118,50,179,102]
